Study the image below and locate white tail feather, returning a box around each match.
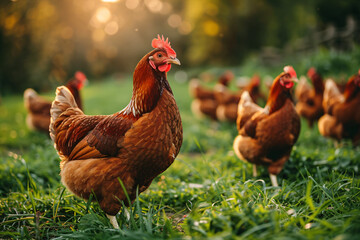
[238,91,252,112]
[323,79,344,106]
[49,86,79,142]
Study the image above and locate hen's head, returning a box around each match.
[218,71,234,86]
[279,66,298,89]
[266,66,298,113]
[73,71,88,90]
[250,74,261,87]
[307,67,316,79]
[148,35,180,73]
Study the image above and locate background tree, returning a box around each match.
[0,0,359,94]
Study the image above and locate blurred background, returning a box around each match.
[1,0,360,94]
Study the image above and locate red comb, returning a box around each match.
[75,71,87,82]
[307,67,316,78]
[284,66,297,78]
[152,34,176,58]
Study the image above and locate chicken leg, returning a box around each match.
[269,174,278,187]
[106,214,119,229]
[253,165,257,177]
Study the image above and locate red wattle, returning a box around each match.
[158,64,171,72]
[284,81,294,89]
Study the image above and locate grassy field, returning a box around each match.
[1,70,360,239]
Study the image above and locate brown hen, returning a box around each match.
[49,35,182,228]
[233,66,300,186]
[215,74,266,122]
[318,70,360,145]
[24,71,87,133]
[295,68,324,127]
[190,71,234,120]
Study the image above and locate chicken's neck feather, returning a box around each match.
[121,52,172,117]
[266,75,292,114]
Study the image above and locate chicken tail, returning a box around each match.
[49,86,79,142]
[324,79,341,98]
[323,79,344,112]
[238,91,253,111]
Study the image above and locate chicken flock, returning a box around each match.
[22,35,360,229]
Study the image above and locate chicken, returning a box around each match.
[233,66,300,187]
[214,85,240,122]
[295,67,325,127]
[190,71,234,120]
[294,76,312,103]
[49,35,182,229]
[189,79,218,120]
[215,74,265,122]
[24,71,87,133]
[318,70,360,145]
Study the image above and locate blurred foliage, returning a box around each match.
[1,0,360,93]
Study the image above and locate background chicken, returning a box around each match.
[295,76,312,103]
[295,67,324,127]
[49,35,182,229]
[215,74,266,122]
[318,70,360,145]
[233,66,300,187]
[189,71,234,120]
[242,74,267,104]
[23,71,87,133]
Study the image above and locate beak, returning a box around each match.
[84,78,89,86]
[167,57,181,65]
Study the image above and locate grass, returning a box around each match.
[1,62,360,239]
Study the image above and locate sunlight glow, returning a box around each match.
[178,21,192,35]
[125,0,139,10]
[95,7,111,23]
[104,21,119,35]
[174,70,188,83]
[145,0,163,13]
[203,20,219,36]
[167,14,182,28]
[160,2,172,15]
[101,0,119,2]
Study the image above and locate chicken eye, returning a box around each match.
[157,53,162,58]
